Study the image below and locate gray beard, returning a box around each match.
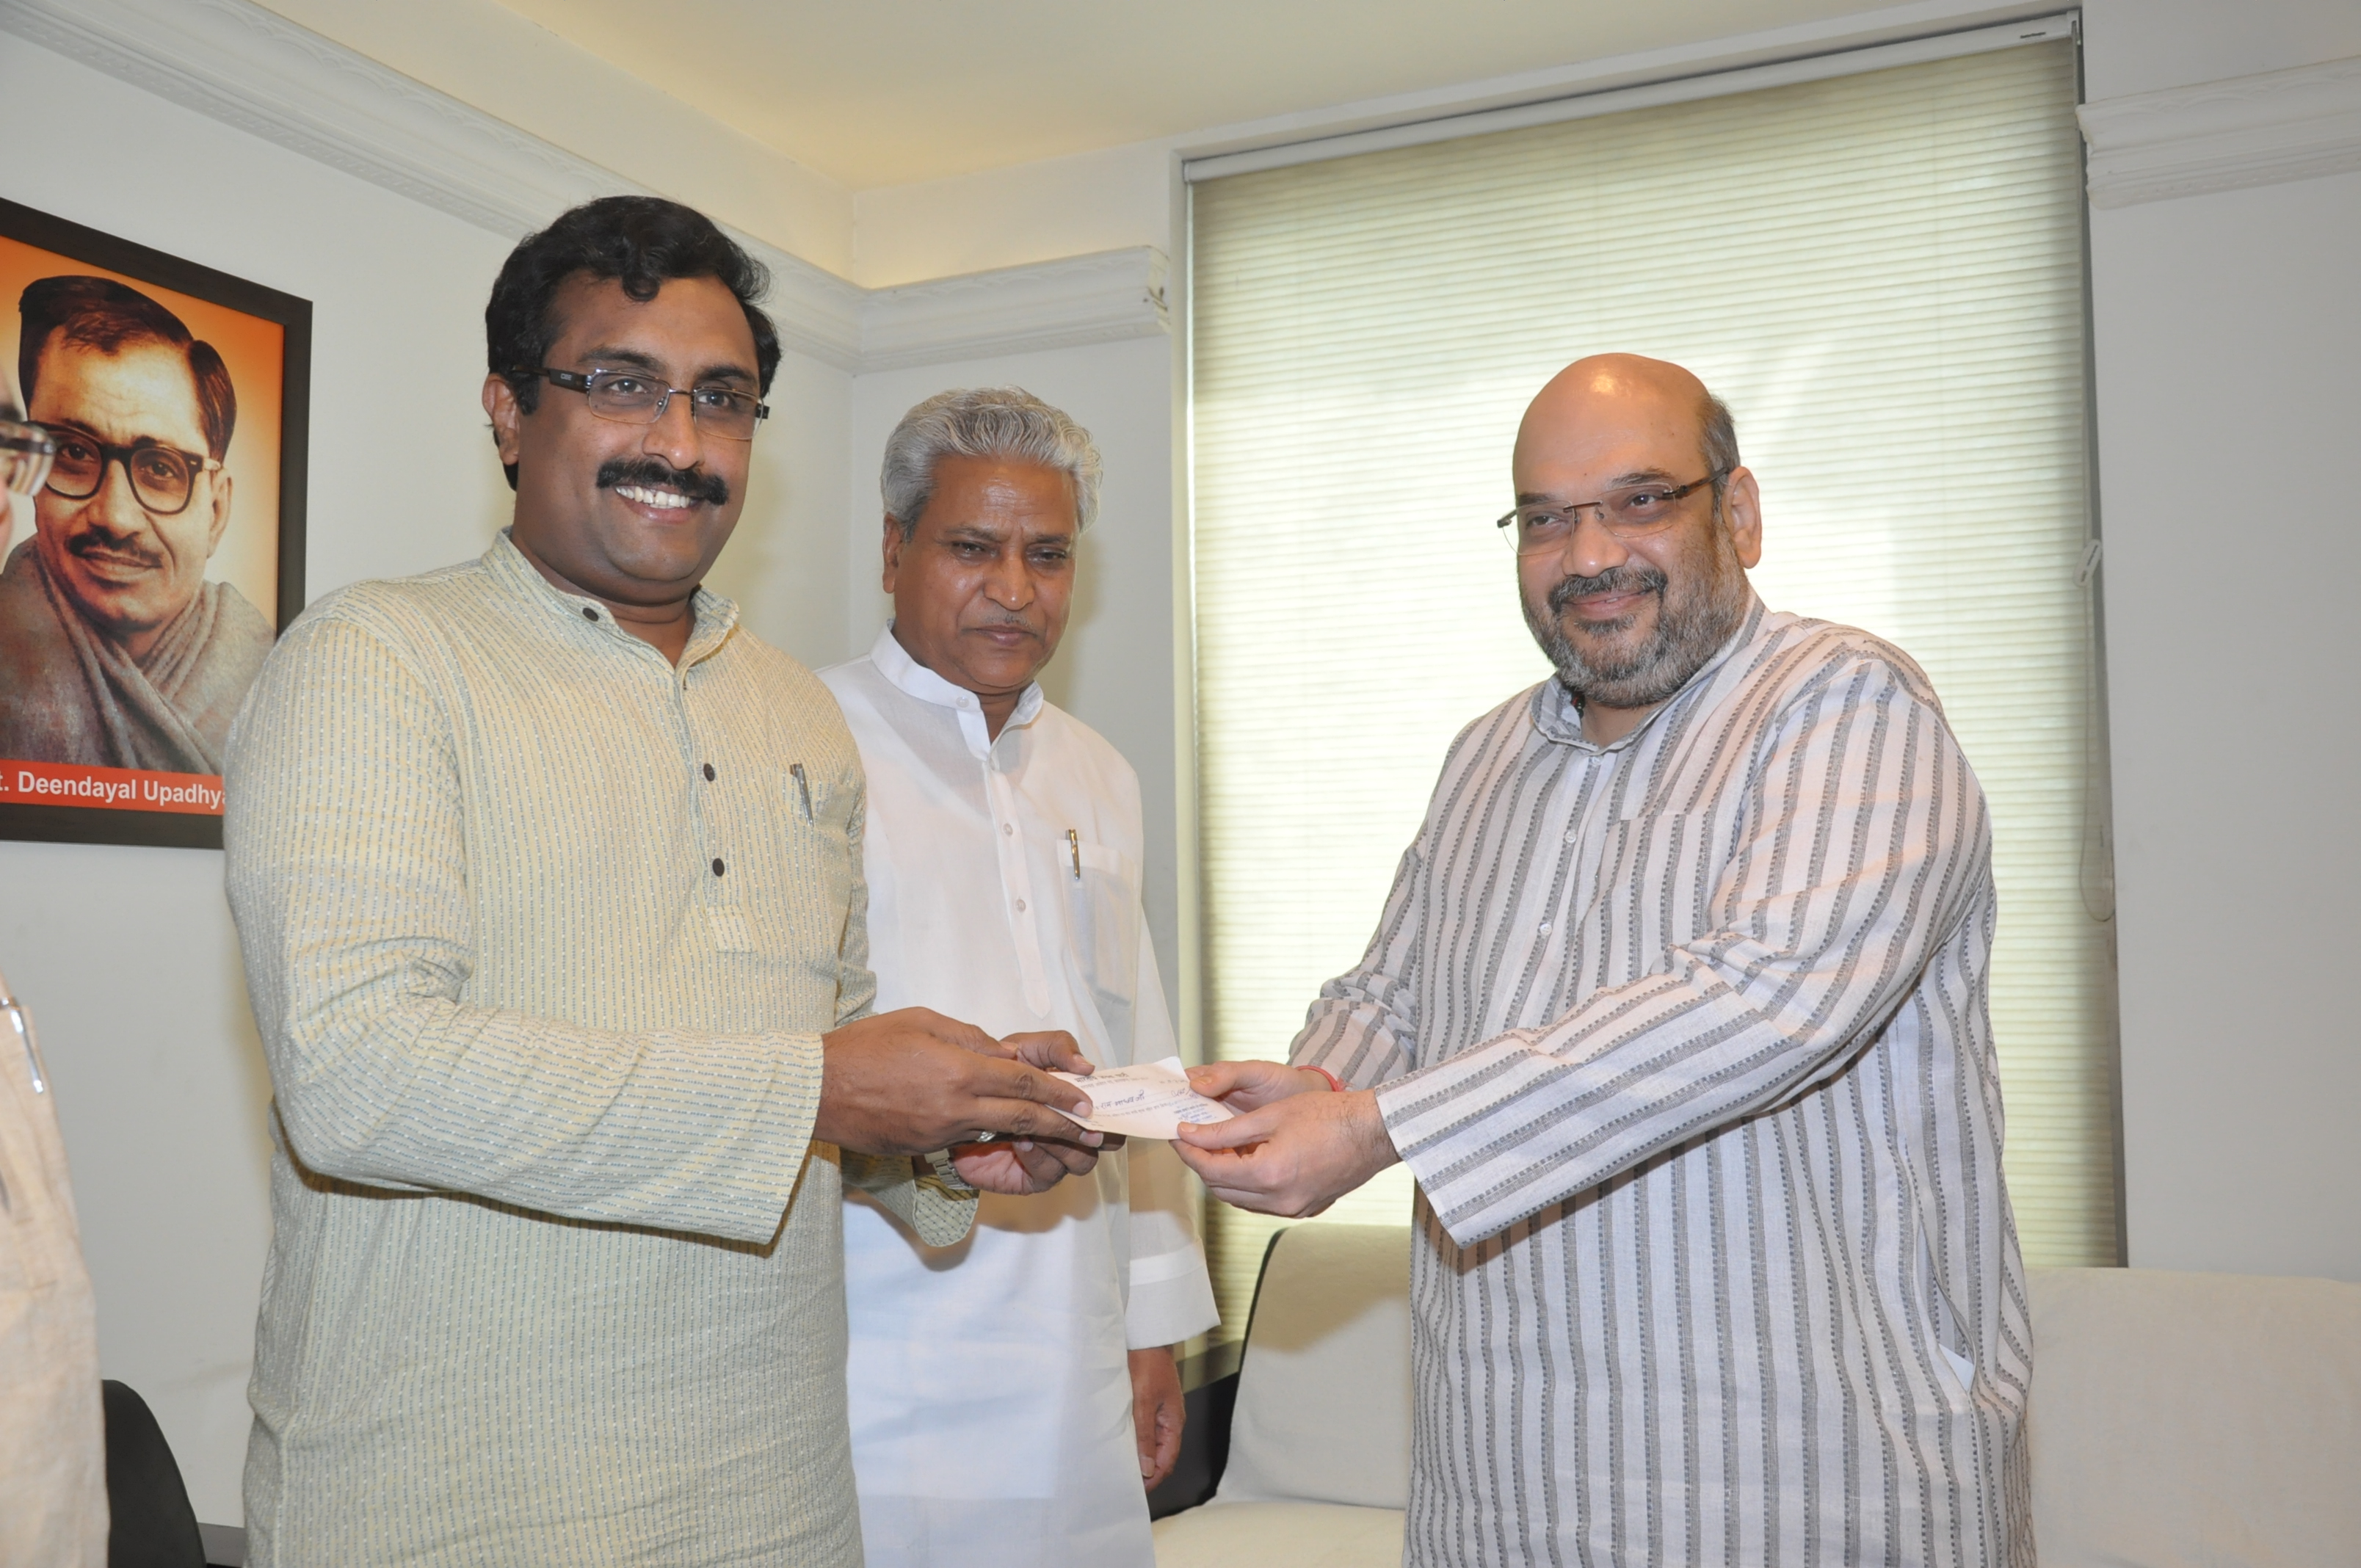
[1522,539,1749,711]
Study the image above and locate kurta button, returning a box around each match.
[711,858,725,876]
[1538,921,1553,935]
[582,606,598,622]
[1015,899,1026,912]
[703,763,716,782]
[1002,823,1013,835]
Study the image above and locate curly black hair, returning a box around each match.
[485,196,781,487]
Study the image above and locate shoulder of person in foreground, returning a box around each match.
[1741,609,1949,721]
[247,553,518,675]
[222,560,495,766]
[1417,677,1566,799]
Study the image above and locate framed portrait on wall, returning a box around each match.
[0,197,309,850]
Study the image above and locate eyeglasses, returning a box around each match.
[521,366,769,440]
[0,419,56,500]
[42,429,222,516]
[1495,470,1727,554]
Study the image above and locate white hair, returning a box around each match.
[880,386,1102,536]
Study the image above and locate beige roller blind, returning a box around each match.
[1189,36,2113,1343]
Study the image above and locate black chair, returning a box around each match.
[1145,1227,1287,1520]
[1146,1344,1241,1520]
[101,1381,207,1568]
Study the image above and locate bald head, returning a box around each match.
[1515,354,1733,489]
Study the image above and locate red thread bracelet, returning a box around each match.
[1302,1065,1344,1093]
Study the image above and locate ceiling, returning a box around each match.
[485,0,1904,189]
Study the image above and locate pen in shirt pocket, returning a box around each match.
[790,763,813,820]
[1067,829,1082,880]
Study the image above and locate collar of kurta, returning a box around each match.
[483,527,740,669]
[868,621,1043,761]
[1531,592,1768,752]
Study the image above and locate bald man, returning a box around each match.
[1178,356,2031,1567]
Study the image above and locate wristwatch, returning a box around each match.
[916,1147,978,1198]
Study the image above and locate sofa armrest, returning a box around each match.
[2028,1266,2361,1568]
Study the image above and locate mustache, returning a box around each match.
[65,526,164,570]
[1548,562,1666,615]
[596,457,730,507]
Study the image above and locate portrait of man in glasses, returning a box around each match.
[0,274,272,774]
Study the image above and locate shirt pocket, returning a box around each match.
[765,763,858,957]
[1066,841,1142,1063]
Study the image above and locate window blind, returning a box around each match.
[1189,36,2111,1343]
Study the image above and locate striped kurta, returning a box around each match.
[1296,598,2032,1568]
[223,532,971,1567]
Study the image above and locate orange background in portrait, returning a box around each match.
[0,233,283,622]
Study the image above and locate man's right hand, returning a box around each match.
[816,1008,1100,1157]
[1186,1059,1333,1113]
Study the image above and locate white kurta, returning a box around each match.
[824,627,1219,1568]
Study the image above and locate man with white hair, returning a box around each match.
[825,388,1218,1568]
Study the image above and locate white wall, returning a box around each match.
[2081,0,2361,1281]
[2082,0,2359,98]
[852,141,1175,287]
[845,335,1182,999]
[0,35,852,1522]
[705,349,856,663]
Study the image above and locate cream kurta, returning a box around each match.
[223,532,971,1567]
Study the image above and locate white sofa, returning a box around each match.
[1154,1224,2361,1568]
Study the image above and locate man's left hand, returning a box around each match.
[1129,1345,1185,1491]
[946,1031,1122,1194]
[1171,1086,1400,1216]
[947,1131,1124,1195]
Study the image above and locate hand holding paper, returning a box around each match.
[1048,1056,1234,1140]
[946,1031,1114,1189]
[1171,1076,1401,1218]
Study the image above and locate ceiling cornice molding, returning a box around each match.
[0,0,611,243]
[0,0,1169,373]
[0,0,865,369]
[859,249,1168,373]
[2080,54,2361,210]
[749,252,863,373]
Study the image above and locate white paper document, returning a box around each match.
[1051,1056,1235,1140]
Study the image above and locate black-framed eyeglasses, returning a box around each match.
[1495,470,1727,554]
[521,366,769,441]
[0,419,57,501]
[41,428,222,516]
